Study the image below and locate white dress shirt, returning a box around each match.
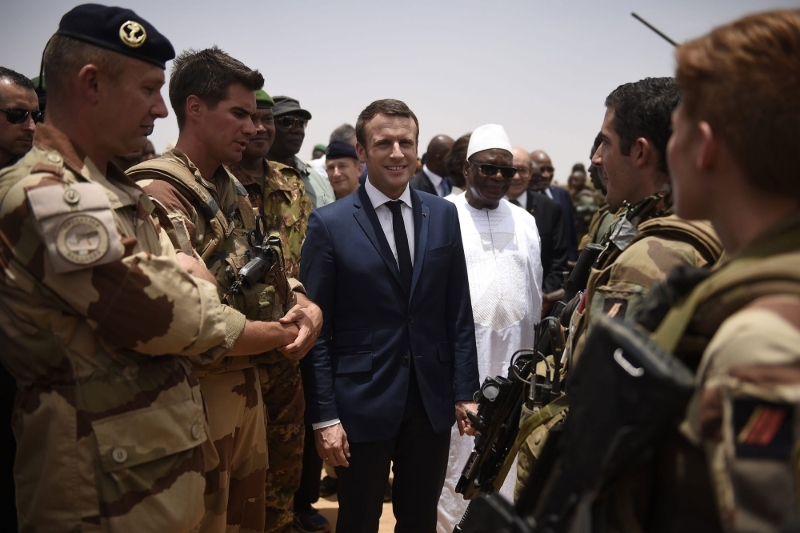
[505,192,528,210]
[311,179,416,431]
[364,178,415,267]
[423,164,447,197]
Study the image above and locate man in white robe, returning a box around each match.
[438,125,543,532]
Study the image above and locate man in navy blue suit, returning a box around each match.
[299,99,480,533]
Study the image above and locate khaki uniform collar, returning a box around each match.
[33,124,141,208]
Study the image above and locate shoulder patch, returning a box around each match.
[733,397,793,460]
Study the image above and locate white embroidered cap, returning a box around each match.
[466,124,513,159]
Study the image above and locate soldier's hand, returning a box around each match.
[542,289,565,316]
[456,401,479,436]
[278,294,323,360]
[315,423,350,468]
[176,251,217,286]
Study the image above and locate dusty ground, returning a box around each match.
[291,475,396,533]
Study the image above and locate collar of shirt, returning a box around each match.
[422,164,445,194]
[364,179,415,266]
[292,155,309,175]
[545,186,554,200]
[505,192,528,211]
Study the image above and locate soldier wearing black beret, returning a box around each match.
[0,4,235,531]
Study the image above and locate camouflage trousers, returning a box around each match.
[258,358,305,533]
[199,368,268,533]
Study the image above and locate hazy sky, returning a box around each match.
[2,0,797,184]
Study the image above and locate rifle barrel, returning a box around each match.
[631,12,678,47]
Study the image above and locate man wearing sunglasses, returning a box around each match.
[268,96,334,210]
[439,124,543,533]
[0,67,40,169]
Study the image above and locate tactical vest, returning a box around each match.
[570,202,723,369]
[129,159,295,367]
[515,199,723,499]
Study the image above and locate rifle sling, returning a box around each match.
[493,394,570,492]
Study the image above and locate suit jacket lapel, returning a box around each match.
[353,186,403,288]
[410,189,428,299]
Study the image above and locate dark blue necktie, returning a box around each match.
[386,200,413,296]
[440,178,451,196]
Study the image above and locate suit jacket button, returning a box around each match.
[407,316,414,323]
[402,356,409,365]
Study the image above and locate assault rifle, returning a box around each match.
[226,215,291,314]
[459,316,696,533]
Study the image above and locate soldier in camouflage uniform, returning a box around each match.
[228,89,312,533]
[515,77,723,498]
[0,6,238,530]
[628,11,800,531]
[130,48,321,533]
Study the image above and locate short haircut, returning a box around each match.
[571,162,586,173]
[0,67,34,91]
[676,9,800,199]
[330,123,356,143]
[605,77,679,174]
[169,46,263,130]
[355,99,419,149]
[445,133,471,187]
[43,35,123,97]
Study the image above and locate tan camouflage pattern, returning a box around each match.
[230,159,309,533]
[516,212,722,497]
[258,358,305,533]
[199,368,268,533]
[513,403,567,502]
[570,215,722,367]
[0,125,232,531]
[228,159,310,279]
[132,150,274,533]
[681,303,800,532]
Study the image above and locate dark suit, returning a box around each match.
[300,184,479,532]
[519,191,569,293]
[548,185,578,261]
[409,168,450,197]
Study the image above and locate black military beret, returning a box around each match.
[326,141,358,161]
[272,96,312,120]
[56,4,175,69]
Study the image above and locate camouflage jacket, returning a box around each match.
[0,125,229,530]
[228,159,310,279]
[568,199,723,367]
[131,150,297,369]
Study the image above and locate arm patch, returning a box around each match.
[733,397,793,460]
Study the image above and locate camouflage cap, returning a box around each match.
[56,4,175,69]
[256,89,274,109]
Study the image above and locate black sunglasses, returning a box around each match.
[276,116,308,130]
[1,108,43,125]
[470,160,518,179]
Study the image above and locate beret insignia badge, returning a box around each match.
[119,20,146,48]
